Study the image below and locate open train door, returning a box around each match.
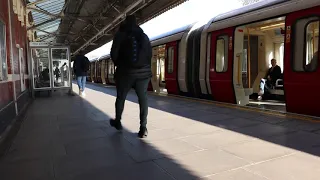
[165,42,179,95]
[209,27,236,103]
[148,47,159,92]
[284,6,320,117]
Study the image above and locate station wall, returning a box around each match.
[0,0,31,137]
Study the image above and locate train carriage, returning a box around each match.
[93,0,320,117]
[201,0,320,116]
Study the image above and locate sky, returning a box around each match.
[85,0,246,60]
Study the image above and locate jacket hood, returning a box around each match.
[119,15,144,34]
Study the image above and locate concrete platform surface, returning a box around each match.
[1,83,320,180]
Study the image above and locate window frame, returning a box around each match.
[292,16,320,72]
[0,19,8,81]
[215,35,229,73]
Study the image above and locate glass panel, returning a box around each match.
[0,21,7,81]
[31,48,51,89]
[279,43,284,72]
[305,21,319,71]
[52,48,70,87]
[87,63,91,79]
[293,17,319,72]
[242,48,248,73]
[167,47,174,74]
[216,36,228,72]
[104,60,108,77]
[160,58,165,82]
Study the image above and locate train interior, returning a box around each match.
[151,45,167,94]
[235,17,286,112]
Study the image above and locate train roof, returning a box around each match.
[89,57,99,62]
[98,54,111,60]
[149,23,192,42]
[212,0,287,23]
[207,0,320,32]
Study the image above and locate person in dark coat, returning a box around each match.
[258,58,282,100]
[73,51,90,96]
[110,15,152,138]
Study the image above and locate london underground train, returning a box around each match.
[87,0,320,117]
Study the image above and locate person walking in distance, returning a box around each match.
[110,15,152,138]
[73,51,90,97]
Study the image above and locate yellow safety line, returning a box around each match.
[151,93,320,123]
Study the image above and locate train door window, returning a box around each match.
[0,20,7,81]
[109,62,112,75]
[160,58,165,82]
[293,17,319,72]
[216,35,228,72]
[167,46,174,74]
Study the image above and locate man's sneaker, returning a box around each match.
[110,119,122,130]
[138,127,148,138]
[81,91,86,97]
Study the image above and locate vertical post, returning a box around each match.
[237,54,241,85]
[68,46,73,95]
[26,37,34,99]
[247,28,251,88]
[49,47,53,95]
[8,0,18,115]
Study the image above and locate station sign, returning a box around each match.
[29,42,66,47]
[29,42,50,46]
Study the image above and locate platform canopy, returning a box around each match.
[26,0,187,55]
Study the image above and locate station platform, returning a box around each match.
[1,83,320,180]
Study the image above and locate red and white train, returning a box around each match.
[87,0,320,117]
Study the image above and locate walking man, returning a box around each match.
[110,15,152,138]
[73,51,90,97]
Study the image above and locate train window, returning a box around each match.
[216,36,228,72]
[293,17,319,72]
[167,46,174,74]
[0,21,7,81]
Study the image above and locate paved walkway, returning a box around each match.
[1,83,320,180]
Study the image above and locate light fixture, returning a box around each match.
[260,22,285,30]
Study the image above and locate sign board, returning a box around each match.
[29,42,50,46]
[29,42,66,47]
[286,26,291,43]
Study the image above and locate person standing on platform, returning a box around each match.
[110,15,152,138]
[73,51,90,97]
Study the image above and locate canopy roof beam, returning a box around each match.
[73,0,153,55]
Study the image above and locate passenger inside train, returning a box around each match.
[258,58,282,100]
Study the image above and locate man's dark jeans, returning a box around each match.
[115,75,150,128]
